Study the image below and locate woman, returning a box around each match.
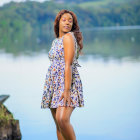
[41,9,84,140]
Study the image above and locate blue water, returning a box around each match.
[0,53,140,140]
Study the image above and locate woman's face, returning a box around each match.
[59,13,73,33]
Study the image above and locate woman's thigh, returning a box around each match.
[56,106,75,122]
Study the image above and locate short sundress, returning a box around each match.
[41,31,84,108]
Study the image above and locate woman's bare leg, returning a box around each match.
[50,108,66,140]
[56,106,76,140]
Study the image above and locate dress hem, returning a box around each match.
[41,105,84,109]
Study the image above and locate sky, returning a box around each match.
[0,0,50,7]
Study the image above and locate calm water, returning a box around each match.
[0,29,140,140]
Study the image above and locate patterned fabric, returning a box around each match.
[41,31,84,108]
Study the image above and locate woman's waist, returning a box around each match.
[49,57,81,68]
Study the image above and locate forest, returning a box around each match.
[0,0,139,55]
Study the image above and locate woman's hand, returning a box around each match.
[59,90,74,107]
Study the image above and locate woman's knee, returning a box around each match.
[56,114,70,129]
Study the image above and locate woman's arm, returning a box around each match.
[63,33,75,91]
[59,33,75,106]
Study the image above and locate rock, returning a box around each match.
[11,120,22,140]
[0,104,22,140]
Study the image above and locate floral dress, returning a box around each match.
[41,31,84,108]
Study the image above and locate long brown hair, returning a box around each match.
[54,9,83,58]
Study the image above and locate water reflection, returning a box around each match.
[0,29,140,60]
[82,29,140,60]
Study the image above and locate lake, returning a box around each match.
[0,29,140,140]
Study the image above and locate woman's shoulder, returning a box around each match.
[52,31,76,44]
[63,31,76,43]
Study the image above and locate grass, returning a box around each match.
[0,104,16,127]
